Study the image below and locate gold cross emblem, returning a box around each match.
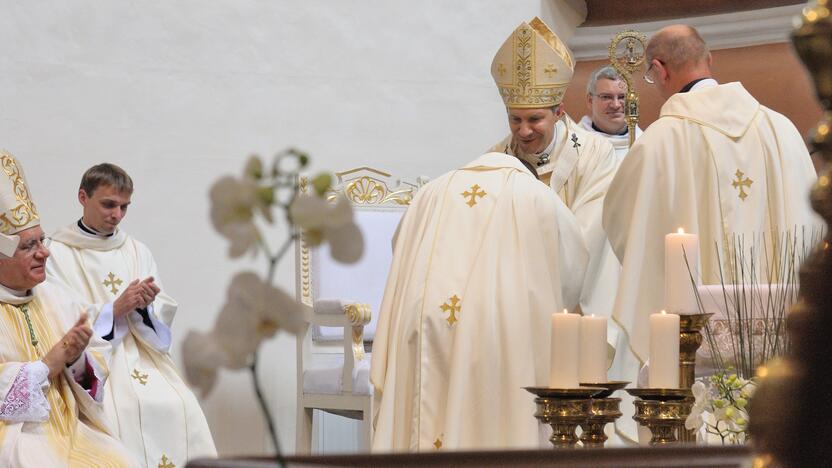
[433,437,443,450]
[731,169,753,201]
[440,295,461,327]
[103,272,123,295]
[131,368,149,385]
[158,455,175,468]
[497,63,506,76]
[543,63,557,77]
[461,184,486,207]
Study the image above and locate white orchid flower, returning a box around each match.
[290,193,364,263]
[209,176,262,258]
[182,330,227,397]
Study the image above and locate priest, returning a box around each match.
[488,18,619,333]
[604,24,821,406]
[370,152,588,451]
[46,163,216,467]
[578,65,643,161]
[0,152,136,466]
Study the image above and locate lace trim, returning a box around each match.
[0,363,49,422]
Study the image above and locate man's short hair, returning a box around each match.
[80,163,134,196]
[586,66,624,95]
[646,25,710,73]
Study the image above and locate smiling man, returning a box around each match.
[46,163,215,467]
[488,18,619,355]
[578,65,643,161]
[0,152,137,466]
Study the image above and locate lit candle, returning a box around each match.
[649,310,680,388]
[579,314,608,384]
[550,309,580,388]
[664,227,700,314]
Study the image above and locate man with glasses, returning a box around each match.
[603,25,820,409]
[46,163,216,467]
[579,65,643,161]
[0,152,137,466]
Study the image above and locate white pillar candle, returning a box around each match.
[550,309,580,388]
[664,227,700,314]
[579,314,608,383]
[649,310,680,388]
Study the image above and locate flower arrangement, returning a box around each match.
[182,149,363,462]
[686,370,757,444]
[684,228,820,444]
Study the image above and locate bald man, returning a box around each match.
[602,24,820,424]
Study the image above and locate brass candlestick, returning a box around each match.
[578,381,629,448]
[678,312,712,443]
[627,388,693,446]
[524,387,603,449]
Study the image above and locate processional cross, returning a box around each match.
[609,30,648,147]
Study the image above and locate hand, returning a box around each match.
[42,313,92,379]
[113,277,160,318]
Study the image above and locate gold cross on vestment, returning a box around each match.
[461,184,486,207]
[732,169,753,201]
[543,63,557,77]
[103,272,123,295]
[158,455,175,468]
[433,437,443,450]
[497,63,507,76]
[440,295,461,326]
[131,368,149,385]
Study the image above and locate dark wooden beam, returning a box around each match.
[583,0,804,27]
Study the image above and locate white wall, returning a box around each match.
[0,0,565,457]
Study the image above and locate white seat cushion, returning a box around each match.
[303,356,373,396]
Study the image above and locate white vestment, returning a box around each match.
[604,81,820,432]
[371,153,588,451]
[46,223,216,467]
[0,281,137,467]
[578,115,642,163]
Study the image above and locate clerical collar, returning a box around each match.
[78,219,115,238]
[591,122,628,136]
[679,77,711,93]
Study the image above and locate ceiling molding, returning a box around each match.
[568,4,805,61]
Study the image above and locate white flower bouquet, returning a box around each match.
[686,370,757,444]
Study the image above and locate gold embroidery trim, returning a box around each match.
[0,154,39,234]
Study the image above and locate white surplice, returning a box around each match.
[370,153,588,452]
[604,81,821,426]
[577,115,642,163]
[0,280,138,467]
[46,223,216,467]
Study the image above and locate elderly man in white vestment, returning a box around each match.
[370,152,588,451]
[578,65,643,162]
[46,163,216,467]
[604,25,820,411]
[0,152,137,467]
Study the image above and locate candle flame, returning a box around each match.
[562,309,568,314]
[677,227,685,234]
[660,309,667,315]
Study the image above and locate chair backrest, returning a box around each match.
[296,167,425,344]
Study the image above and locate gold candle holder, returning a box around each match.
[678,312,712,443]
[578,381,630,448]
[524,387,603,449]
[627,388,693,446]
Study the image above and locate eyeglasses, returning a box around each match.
[593,93,626,104]
[643,60,662,85]
[17,237,48,256]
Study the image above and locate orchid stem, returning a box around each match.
[250,350,287,468]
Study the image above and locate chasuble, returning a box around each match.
[370,153,588,451]
[46,223,216,467]
[604,81,821,397]
[0,281,137,467]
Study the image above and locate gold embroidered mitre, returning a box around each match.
[0,151,39,256]
[491,17,574,108]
